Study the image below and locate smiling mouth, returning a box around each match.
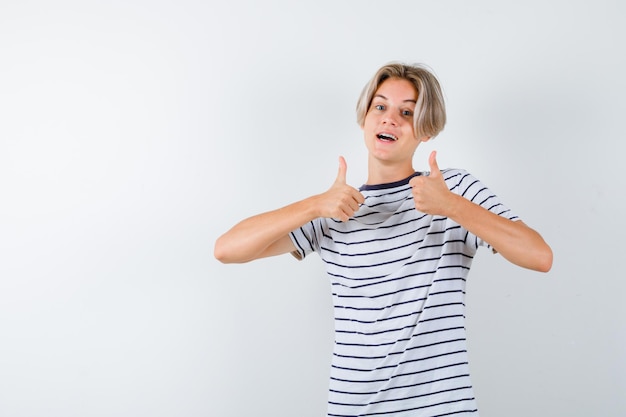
[377,133,398,142]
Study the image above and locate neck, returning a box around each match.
[366,156,415,185]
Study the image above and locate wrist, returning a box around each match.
[444,193,465,220]
[302,194,325,220]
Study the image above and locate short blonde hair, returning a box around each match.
[356,62,446,139]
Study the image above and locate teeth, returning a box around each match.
[377,133,397,141]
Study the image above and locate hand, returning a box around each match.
[316,156,365,221]
[409,151,455,216]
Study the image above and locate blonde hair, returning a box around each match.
[356,62,446,139]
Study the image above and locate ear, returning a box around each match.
[416,135,431,143]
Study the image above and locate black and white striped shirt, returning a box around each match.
[290,169,519,417]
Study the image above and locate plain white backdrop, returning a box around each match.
[1,1,624,416]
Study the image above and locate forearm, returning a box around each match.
[215,158,365,264]
[214,195,320,264]
[446,194,553,272]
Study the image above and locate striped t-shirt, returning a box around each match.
[290,168,518,417]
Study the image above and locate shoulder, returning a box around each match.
[438,168,473,190]
[437,168,496,200]
[439,167,469,180]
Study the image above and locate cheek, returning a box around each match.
[362,119,377,136]
[407,124,417,139]
[364,109,381,124]
[362,114,373,128]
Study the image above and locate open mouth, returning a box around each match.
[377,133,398,142]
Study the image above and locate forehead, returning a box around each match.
[374,77,417,100]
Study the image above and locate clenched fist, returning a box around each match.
[409,151,455,216]
[316,156,365,222]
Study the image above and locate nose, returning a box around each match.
[382,112,399,126]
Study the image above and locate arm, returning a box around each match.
[410,151,553,272]
[214,157,365,264]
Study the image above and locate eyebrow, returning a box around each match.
[374,94,417,104]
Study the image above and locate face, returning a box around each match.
[361,77,428,167]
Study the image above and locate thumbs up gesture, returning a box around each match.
[409,151,454,216]
[316,156,365,222]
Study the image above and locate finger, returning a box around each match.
[335,156,347,184]
[347,192,362,211]
[338,205,352,222]
[428,150,440,176]
[355,190,365,205]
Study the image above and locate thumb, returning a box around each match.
[335,156,347,184]
[428,150,440,176]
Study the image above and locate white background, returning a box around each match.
[1,1,624,416]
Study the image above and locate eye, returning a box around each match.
[402,109,413,117]
[374,104,385,111]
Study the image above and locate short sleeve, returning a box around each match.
[289,218,324,260]
[444,169,520,251]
